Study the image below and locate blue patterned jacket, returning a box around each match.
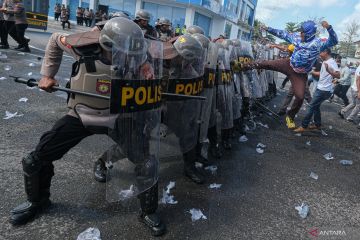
[267,26,338,73]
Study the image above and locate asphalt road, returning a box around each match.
[0,33,359,240]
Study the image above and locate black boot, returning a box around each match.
[196,142,212,167]
[208,126,223,159]
[20,45,31,53]
[93,158,107,183]
[138,183,166,236]
[14,44,24,50]
[222,129,232,150]
[183,148,205,184]
[10,154,52,225]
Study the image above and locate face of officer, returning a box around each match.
[160,24,170,32]
[138,19,148,28]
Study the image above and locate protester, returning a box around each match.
[294,48,340,132]
[339,63,360,124]
[83,7,90,27]
[76,7,82,26]
[331,60,351,106]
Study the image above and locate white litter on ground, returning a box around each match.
[257,143,266,148]
[309,172,318,180]
[189,208,207,222]
[160,190,178,205]
[17,52,25,55]
[118,185,135,200]
[166,181,175,194]
[3,111,24,120]
[238,135,248,142]
[19,97,28,102]
[29,63,35,67]
[195,162,203,168]
[257,122,269,129]
[77,227,101,240]
[339,160,353,166]
[323,153,334,161]
[26,86,36,90]
[4,65,11,71]
[27,72,33,76]
[295,133,302,137]
[0,77,6,81]
[329,126,333,130]
[295,203,309,219]
[256,147,264,154]
[0,54,7,59]
[209,183,222,189]
[321,130,328,136]
[306,141,311,146]
[204,165,218,175]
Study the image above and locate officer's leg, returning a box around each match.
[10,115,93,225]
[138,183,166,236]
[183,147,205,184]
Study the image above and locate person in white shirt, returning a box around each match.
[295,48,340,132]
[339,64,360,124]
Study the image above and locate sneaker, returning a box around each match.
[308,124,321,130]
[294,126,308,133]
[285,116,296,129]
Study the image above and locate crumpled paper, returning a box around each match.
[209,183,222,189]
[77,227,101,240]
[295,203,309,219]
[204,165,218,175]
[323,153,334,161]
[118,185,135,200]
[189,208,207,222]
[239,135,248,142]
[3,111,24,120]
[19,97,28,102]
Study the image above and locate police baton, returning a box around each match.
[11,76,207,101]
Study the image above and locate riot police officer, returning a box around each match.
[134,9,158,39]
[155,17,173,42]
[9,17,166,237]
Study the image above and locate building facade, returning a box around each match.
[48,0,257,40]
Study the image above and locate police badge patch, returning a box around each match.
[96,79,111,94]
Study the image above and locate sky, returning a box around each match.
[255,0,360,40]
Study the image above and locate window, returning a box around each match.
[237,29,242,39]
[193,12,212,37]
[100,0,136,18]
[225,22,232,39]
[143,2,186,27]
[243,5,254,26]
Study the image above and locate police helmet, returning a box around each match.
[174,34,203,60]
[192,33,210,49]
[135,9,151,21]
[111,11,130,19]
[187,25,205,35]
[158,17,171,26]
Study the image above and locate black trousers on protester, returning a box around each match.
[2,20,19,46]
[15,24,28,46]
[333,84,350,106]
[0,20,5,45]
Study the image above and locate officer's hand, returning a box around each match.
[321,21,330,29]
[140,62,154,80]
[39,76,58,92]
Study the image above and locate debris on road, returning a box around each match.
[205,165,218,175]
[4,65,11,71]
[339,160,353,166]
[209,183,222,189]
[19,97,28,102]
[323,153,334,161]
[295,203,309,219]
[306,141,311,146]
[3,111,24,120]
[0,77,6,81]
[309,172,318,180]
[166,181,175,194]
[321,130,328,136]
[118,185,135,200]
[257,143,266,148]
[189,208,207,222]
[77,227,101,240]
[239,135,248,142]
[256,147,264,154]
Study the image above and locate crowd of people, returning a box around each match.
[0,0,30,52]
[5,7,360,238]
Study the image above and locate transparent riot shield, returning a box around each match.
[198,42,218,144]
[232,45,243,120]
[238,41,254,98]
[160,36,206,158]
[216,45,234,130]
[106,37,163,202]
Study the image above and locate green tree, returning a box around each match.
[285,22,298,33]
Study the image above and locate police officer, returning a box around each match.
[134,9,158,39]
[155,17,173,42]
[9,17,166,237]
[186,25,204,35]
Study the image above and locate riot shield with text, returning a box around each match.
[106,37,163,202]
[160,35,205,158]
